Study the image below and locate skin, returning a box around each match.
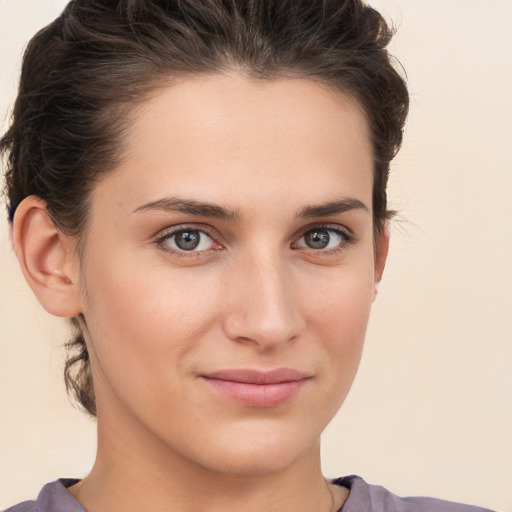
[14,73,388,512]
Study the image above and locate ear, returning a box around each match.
[12,196,82,318]
[373,221,390,301]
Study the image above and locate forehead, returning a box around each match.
[92,73,374,217]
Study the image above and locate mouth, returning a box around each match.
[200,368,311,407]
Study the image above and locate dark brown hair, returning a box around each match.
[1,0,409,416]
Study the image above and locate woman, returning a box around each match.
[0,1,500,511]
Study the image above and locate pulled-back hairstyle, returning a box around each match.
[1,0,409,416]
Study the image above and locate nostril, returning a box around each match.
[223,306,303,349]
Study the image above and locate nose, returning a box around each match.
[223,252,305,351]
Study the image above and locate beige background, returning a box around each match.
[0,0,511,510]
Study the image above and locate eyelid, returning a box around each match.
[292,223,355,252]
[153,222,355,258]
[295,222,354,239]
[154,224,222,256]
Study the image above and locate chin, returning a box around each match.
[201,446,305,476]
[187,421,320,476]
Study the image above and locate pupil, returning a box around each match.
[175,231,200,250]
[305,230,330,249]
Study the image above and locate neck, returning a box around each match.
[68,411,345,512]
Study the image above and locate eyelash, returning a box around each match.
[155,225,221,258]
[292,224,355,255]
[154,223,355,258]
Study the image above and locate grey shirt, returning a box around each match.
[3,475,496,512]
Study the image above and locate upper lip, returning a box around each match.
[202,368,310,384]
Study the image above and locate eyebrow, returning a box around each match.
[133,196,368,221]
[298,198,368,218]
[133,196,241,221]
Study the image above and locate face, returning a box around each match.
[75,73,386,476]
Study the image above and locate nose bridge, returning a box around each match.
[224,247,303,349]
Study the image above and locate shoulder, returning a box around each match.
[334,475,496,512]
[2,479,83,512]
[2,501,36,512]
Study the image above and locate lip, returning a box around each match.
[200,368,311,407]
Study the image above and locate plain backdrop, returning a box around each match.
[0,0,511,510]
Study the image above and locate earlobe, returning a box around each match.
[12,196,82,318]
[373,221,390,301]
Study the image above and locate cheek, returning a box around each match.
[281,262,375,435]
[80,253,223,398]
[300,258,375,384]
[86,249,220,333]
[303,257,375,339]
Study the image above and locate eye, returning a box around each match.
[157,228,218,253]
[294,227,352,252]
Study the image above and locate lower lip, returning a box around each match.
[202,378,308,407]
